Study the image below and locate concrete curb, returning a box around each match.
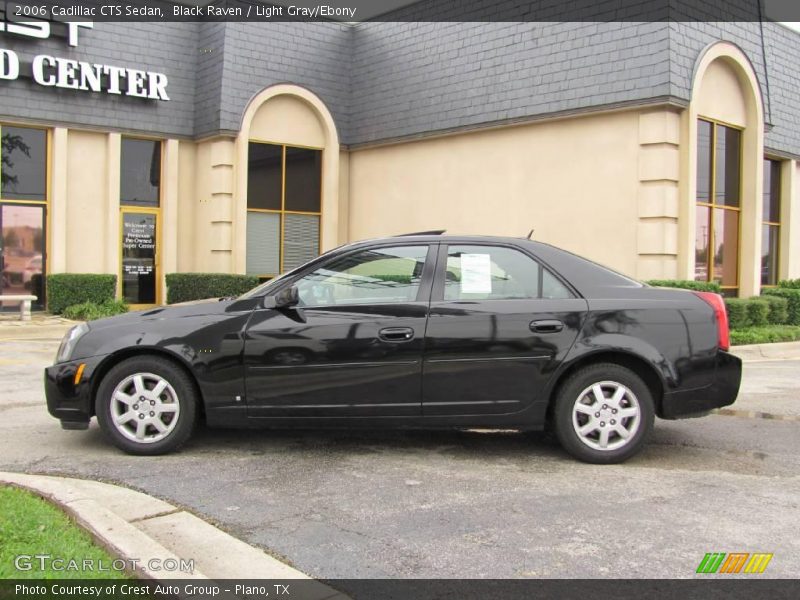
[731,340,800,361]
[0,472,345,598]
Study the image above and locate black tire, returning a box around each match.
[553,363,654,464]
[95,355,198,455]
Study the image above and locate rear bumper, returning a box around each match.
[660,350,742,419]
[44,356,104,428]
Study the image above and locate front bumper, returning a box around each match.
[660,350,742,419]
[44,356,105,429]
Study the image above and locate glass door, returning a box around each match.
[120,208,159,306]
[1,204,46,310]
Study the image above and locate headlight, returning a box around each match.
[56,323,89,363]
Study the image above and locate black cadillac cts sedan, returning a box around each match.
[45,234,741,463]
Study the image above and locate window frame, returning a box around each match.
[0,123,50,311]
[761,157,782,288]
[246,140,323,279]
[431,242,576,302]
[118,135,164,307]
[695,118,743,295]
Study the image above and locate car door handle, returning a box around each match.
[379,327,415,342]
[529,319,564,333]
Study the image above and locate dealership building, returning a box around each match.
[1,16,800,308]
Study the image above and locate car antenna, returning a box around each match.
[526,229,534,240]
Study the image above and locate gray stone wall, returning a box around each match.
[762,22,800,157]
[2,18,800,157]
[213,22,352,139]
[349,21,671,145]
[0,22,198,137]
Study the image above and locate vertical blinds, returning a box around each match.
[246,212,280,275]
[283,214,320,272]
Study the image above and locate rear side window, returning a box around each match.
[443,245,573,301]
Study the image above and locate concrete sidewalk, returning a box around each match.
[0,472,346,599]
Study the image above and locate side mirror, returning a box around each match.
[263,285,300,310]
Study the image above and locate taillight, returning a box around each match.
[693,291,730,351]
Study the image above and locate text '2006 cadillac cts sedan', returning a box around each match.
[45,234,741,463]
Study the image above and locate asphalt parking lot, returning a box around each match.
[1,334,798,579]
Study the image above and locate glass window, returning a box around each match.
[0,204,46,310]
[443,245,570,301]
[295,246,428,307]
[120,138,161,206]
[246,212,281,276]
[762,159,782,286]
[121,212,157,304]
[715,126,741,207]
[762,224,779,287]
[284,147,322,212]
[247,143,282,211]
[763,159,781,223]
[246,142,322,277]
[712,208,739,288]
[695,206,710,283]
[695,120,741,294]
[696,120,712,204]
[1,126,47,201]
[542,269,573,300]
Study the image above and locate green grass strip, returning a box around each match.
[0,485,129,579]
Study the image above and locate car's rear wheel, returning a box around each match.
[95,356,198,455]
[553,363,654,464]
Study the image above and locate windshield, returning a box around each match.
[237,271,293,299]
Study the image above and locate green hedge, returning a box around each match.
[762,288,800,325]
[778,279,800,289]
[745,298,770,327]
[644,280,722,293]
[63,300,129,321]
[46,274,117,315]
[724,298,750,329]
[165,273,260,304]
[731,325,800,346]
[761,295,789,325]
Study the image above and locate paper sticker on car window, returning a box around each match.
[460,253,492,293]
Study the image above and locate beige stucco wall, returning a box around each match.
[694,59,748,127]
[348,110,646,279]
[54,127,182,302]
[176,140,197,272]
[64,130,109,273]
[682,43,765,297]
[233,85,341,274]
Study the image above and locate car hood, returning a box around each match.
[86,298,243,331]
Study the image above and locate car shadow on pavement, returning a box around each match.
[185,422,567,461]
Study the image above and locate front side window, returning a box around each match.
[762,159,782,287]
[295,245,428,307]
[443,245,572,301]
[695,119,741,295]
[247,142,322,279]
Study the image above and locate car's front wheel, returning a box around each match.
[95,356,198,455]
[553,363,654,464]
